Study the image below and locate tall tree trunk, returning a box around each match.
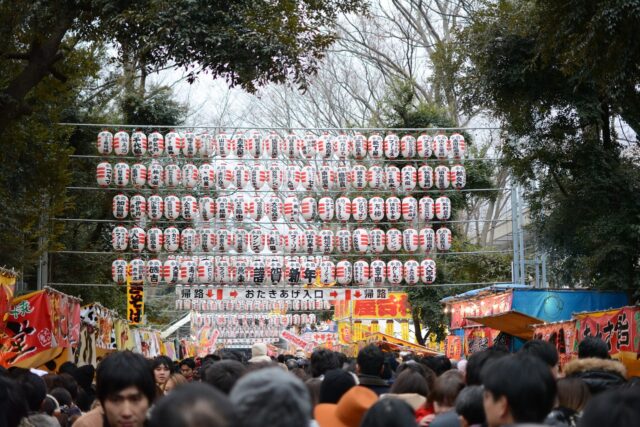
[412,308,426,346]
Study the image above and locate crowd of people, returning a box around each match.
[0,336,638,427]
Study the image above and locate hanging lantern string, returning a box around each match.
[65,186,505,194]
[47,280,512,288]
[51,217,508,225]
[49,249,511,256]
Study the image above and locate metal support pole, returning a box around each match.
[517,187,526,285]
[510,183,520,284]
[37,194,49,291]
[541,253,548,288]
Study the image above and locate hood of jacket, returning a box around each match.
[564,357,627,394]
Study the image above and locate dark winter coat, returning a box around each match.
[563,357,627,395]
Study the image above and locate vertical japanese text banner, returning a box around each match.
[127,285,144,326]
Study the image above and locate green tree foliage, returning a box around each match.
[458,0,640,292]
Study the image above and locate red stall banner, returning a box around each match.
[445,335,463,360]
[450,291,513,329]
[532,320,577,367]
[0,269,16,331]
[464,327,499,355]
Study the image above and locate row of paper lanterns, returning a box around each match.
[97,130,466,160]
[178,295,331,312]
[193,327,283,339]
[111,194,452,223]
[97,161,466,191]
[112,256,437,285]
[193,313,316,328]
[111,225,452,254]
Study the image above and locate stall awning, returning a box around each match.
[362,332,443,356]
[467,310,543,340]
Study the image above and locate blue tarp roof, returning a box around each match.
[440,284,530,303]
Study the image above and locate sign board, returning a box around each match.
[176,286,390,302]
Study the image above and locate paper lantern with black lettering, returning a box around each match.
[316,132,333,159]
[432,134,451,159]
[319,260,336,285]
[97,130,113,154]
[450,165,466,190]
[401,196,418,221]
[197,163,213,189]
[434,165,450,190]
[266,257,284,286]
[235,256,253,284]
[300,258,317,286]
[370,259,386,285]
[284,228,302,253]
[148,131,165,157]
[129,227,146,253]
[403,228,419,252]
[232,131,246,158]
[163,258,179,284]
[215,163,231,189]
[230,164,248,190]
[284,196,300,222]
[404,260,420,285]
[318,165,335,191]
[111,259,128,284]
[386,228,402,252]
[164,227,180,252]
[129,194,146,220]
[283,133,301,158]
[197,132,213,157]
[216,132,232,158]
[180,164,198,189]
[179,258,197,284]
[145,161,161,189]
[182,131,198,157]
[434,196,451,221]
[246,129,262,158]
[181,195,198,220]
[335,196,351,222]
[384,133,400,159]
[367,165,385,190]
[249,164,266,190]
[368,133,384,159]
[436,227,452,251]
[215,196,232,221]
[181,227,199,252]
[128,258,145,284]
[250,228,264,253]
[314,229,332,254]
[97,162,112,187]
[335,166,351,191]
[113,130,130,156]
[336,260,353,285]
[218,228,235,252]
[266,164,284,190]
[198,257,215,283]
[385,166,401,191]
[285,258,302,285]
[334,133,352,159]
[129,163,146,188]
[318,197,334,222]
[450,133,466,159]
[112,226,128,251]
[353,228,370,253]
[164,164,181,188]
[299,132,316,159]
[147,195,164,220]
[351,165,367,190]
[300,229,316,255]
[265,229,282,253]
[300,165,316,191]
[399,134,416,158]
[112,194,129,219]
[165,130,182,157]
[200,228,216,253]
[335,229,351,253]
[131,130,147,156]
[400,165,417,192]
[301,196,317,221]
[265,195,283,222]
[353,260,370,286]
[369,228,385,254]
[418,196,434,222]
[386,196,401,222]
[164,195,181,220]
[349,131,365,159]
[146,227,163,252]
[417,133,432,158]
[420,259,437,284]
[419,227,435,253]
[113,162,130,187]
[146,259,162,285]
[232,195,248,222]
[368,196,385,222]
[285,165,300,191]
[351,196,367,222]
[387,259,403,285]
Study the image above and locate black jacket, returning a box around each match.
[563,357,627,395]
[357,374,390,395]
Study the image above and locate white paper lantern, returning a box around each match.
[434,165,450,190]
[384,133,400,159]
[181,131,197,157]
[400,134,417,158]
[300,165,316,191]
[181,227,199,252]
[164,164,182,188]
[112,194,129,219]
[164,195,181,220]
[146,259,162,285]
[401,228,419,253]
[450,165,466,190]
[129,227,146,253]
[113,162,130,187]
[336,229,351,253]
[418,196,435,222]
[164,130,182,157]
[266,164,284,190]
[235,257,253,284]
[284,196,300,221]
[367,165,385,190]
[401,165,417,192]
[318,197,334,221]
[97,130,113,155]
[319,260,336,285]
[353,132,368,159]
[450,133,466,159]
[180,195,198,220]
[246,130,262,158]
[265,229,282,253]
[200,228,216,252]
[317,229,334,254]
[250,228,264,253]
[316,132,333,159]
[230,164,249,190]
[335,166,351,191]
[404,260,420,285]
[418,165,434,189]
[417,134,433,158]
[401,196,418,221]
[283,133,301,158]
[113,130,130,155]
[216,132,232,158]
[248,197,264,221]
[387,259,403,285]
[302,229,317,254]
[368,133,384,159]
[111,259,127,284]
[148,131,165,157]
[386,166,401,191]
[232,195,248,222]
[433,134,451,159]
[300,258,317,285]
[351,165,367,191]
[286,259,301,285]
[370,259,386,285]
[436,227,452,251]
[285,165,300,191]
[216,229,234,252]
[386,228,403,252]
[369,228,386,254]
[232,131,246,158]
[112,226,128,251]
[129,258,145,284]
[435,196,452,221]
[96,162,112,187]
[179,258,198,284]
[146,227,163,252]
[267,257,284,285]
[353,260,370,286]
[419,228,436,253]
[335,196,351,222]
[147,195,164,220]
[164,227,180,252]
[198,257,215,283]
[385,196,402,222]
[129,163,146,188]
[129,194,146,219]
[284,228,303,253]
[265,195,283,222]
[144,161,161,189]
[181,164,198,189]
[197,132,214,157]
[299,132,316,159]
[250,164,266,190]
[163,259,180,284]
[336,260,352,285]
[353,228,370,253]
[318,165,335,191]
[216,196,232,221]
[334,133,352,159]
[197,163,214,189]
[301,197,317,221]
[420,259,437,284]
[131,130,147,156]
[351,197,368,222]
[368,197,385,222]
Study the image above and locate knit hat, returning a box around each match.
[249,342,272,363]
[315,386,378,427]
[319,369,356,404]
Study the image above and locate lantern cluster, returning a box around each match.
[181,297,331,312]
[192,313,317,328]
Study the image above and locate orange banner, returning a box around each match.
[352,292,411,320]
[532,320,577,367]
[445,335,462,360]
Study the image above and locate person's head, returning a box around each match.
[520,339,560,378]
[360,398,418,427]
[55,373,79,401]
[178,358,196,381]
[314,386,378,427]
[230,367,311,427]
[481,354,556,427]
[248,343,272,364]
[164,373,188,394]
[0,375,28,427]
[465,347,509,386]
[319,369,356,404]
[50,387,73,408]
[578,387,640,427]
[431,369,465,413]
[420,356,452,376]
[389,369,429,399]
[203,360,247,394]
[578,337,610,360]
[151,356,174,386]
[97,351,156,427]
[8,368,47,412]
[72,364,95,391]
[310,349,340,378]
[556,377,591,412]
[149,382,236,427]
[58,362,77,376]
[396,361,427,378]
[455,385,485,427]
[357,345,385,377]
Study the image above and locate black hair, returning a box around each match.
[72,365,95,391]
[203,360,247,394]
[319,369,356,404]
[520,339,559,368]
[54,373,79,401]
[396,361,427,378]
[579,387,640,427]
[335,352,348,369]
[357,344,385,376]
[420,355,452,376]
[179,358,196,370]
[50,387,73,407]
[8,368,47,412]
[431,370,465,407]
[0,375,28,427]
[578,337,610,359]
[96,351,156,405]
[390,369,430,399]
[309,349,340,378]
[360,398,418,427]
[149,382,236,427]
[455,385,485,425]
[465,347,509,386]
[152,355,175,372]
[58,362,77,376]
[482,354,556,423]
